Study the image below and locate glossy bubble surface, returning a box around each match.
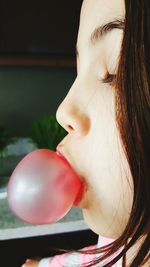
[7,149,83,224]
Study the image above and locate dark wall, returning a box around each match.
[0,0,82,57]
[0,66,76,137]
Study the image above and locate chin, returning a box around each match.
[82,208,101,235]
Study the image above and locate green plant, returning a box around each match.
[0,124,13,158]
[31,115,67,151]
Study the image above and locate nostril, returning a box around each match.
[68,125,74,130]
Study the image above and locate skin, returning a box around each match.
[21,259,39,267]
[22,0,138,266]
[56,0,133,239]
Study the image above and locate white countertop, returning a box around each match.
[0,219,89,240]
[0,192,88,240]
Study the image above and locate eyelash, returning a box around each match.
[101,72,116,85]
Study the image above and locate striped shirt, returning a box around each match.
[38,235,122,267]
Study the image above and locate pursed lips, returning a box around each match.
[56,146,88,205]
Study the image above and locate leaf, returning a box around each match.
[31,115,67,151]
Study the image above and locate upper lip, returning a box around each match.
[56,146,70,163]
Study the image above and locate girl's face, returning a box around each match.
[56,0,133,239]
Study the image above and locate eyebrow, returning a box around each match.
[76,19,124,56]
[91,19,124,44]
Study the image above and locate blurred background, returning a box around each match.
[0,3,99,267]
[0,0,83,137]
[0,0,83,229]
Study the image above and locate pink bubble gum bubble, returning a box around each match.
[7,149,83,225]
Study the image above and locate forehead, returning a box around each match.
[78,0,125,44]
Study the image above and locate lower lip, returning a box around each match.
[73,181,86,206]
[56,150,72,168]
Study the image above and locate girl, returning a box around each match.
[22,0,150,266]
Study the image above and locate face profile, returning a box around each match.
[10,0,150,266]
[56,0,133,239]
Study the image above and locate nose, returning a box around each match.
[56,80,90,136]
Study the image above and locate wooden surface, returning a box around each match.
[0,56,76,67]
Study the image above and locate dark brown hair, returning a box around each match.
[74,0,150,266]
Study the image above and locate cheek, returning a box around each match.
[83,126,133,237]
[76,86,133,236]
[92,115,133,200]
[85,98,133,222]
